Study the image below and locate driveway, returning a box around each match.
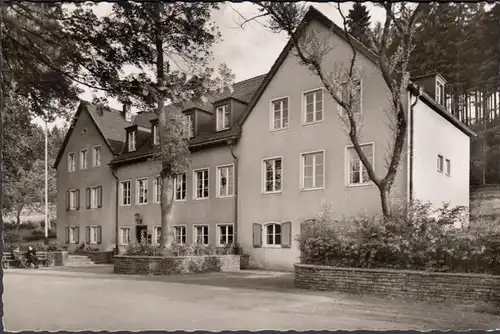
[4,266,500,331]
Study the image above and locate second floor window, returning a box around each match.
[194,169,209,199]
[128,131,136,152]
[339,79,362,116]
[302,151,325,190]
[271,98,289,130]
[87,186,102,209]
[304,89,323,124]
[174,173,187,201]
[216,105,230,131]
[437,155,444,173]
[153,124,159,146]
[347,144,373,185]
[153,176,161,203]
[120,181,131,206]
[263,157,282,193]
[92,146,101,167]
[445,158,451,176]
[68,153,75,172]
[217,165,234,197]
[136,178,148,204]
[67,189,79,210]
[80,150,88,170]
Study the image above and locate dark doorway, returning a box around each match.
[136,225,147,243]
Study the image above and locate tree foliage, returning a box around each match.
[346,3,372,47]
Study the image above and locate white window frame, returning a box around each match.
[153,124,159,146]
[193,224,209,245]
[437,154,444,173]
[68,153,76,173]
[216,164,234,198]
[90,186,99,209]
[262,156,283,194]
[300,150,325,191]
[337,79,363,117]
[186,114,195,138]
[216,105,230,131]
[69,189,78,210]
[302,88,324,125]
[345,142,375,187]
[69,226,78,244]
[174,225,187,245]
[269,96,289,131]
[80,149,88,170]
[216,223,234,247]
[89,225,99,245]
[153,225,162,245]
[263,222,282,248]
[193,168,209,200]
[436,79,445,105]
[136,177,148,205]
[445,158,451,176]
[153,176,161,203]
[120,180,131,206]
[128,131,136,152]
[174,173,187,202]
[120,227,131,245]
[92,146,101,167]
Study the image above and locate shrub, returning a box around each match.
[125,240,163,256]
[298,200,500,274]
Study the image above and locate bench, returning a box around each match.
[2,251,50,269]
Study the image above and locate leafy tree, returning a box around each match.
[346,3,372,47]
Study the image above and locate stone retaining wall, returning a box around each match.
[295,264,500,304]
[114,255,240,275]
[87,251,114,264]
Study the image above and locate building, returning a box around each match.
[54,6,475,269]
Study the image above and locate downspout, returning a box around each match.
[408,84,422,204]
[227,138,239,250]
[111,167,120,255]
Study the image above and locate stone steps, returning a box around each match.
[66,255,97,267]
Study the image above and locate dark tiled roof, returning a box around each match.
[131,112,158,128]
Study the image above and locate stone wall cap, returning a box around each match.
[115,254,239,259]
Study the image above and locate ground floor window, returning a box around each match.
[218,224,234,246]
[86,225,101,245]
[67,226,79,244]
[120,228,131,245]
[154,226,162,245]
[265,223,281,246]
[194,225,209,245]
[174,225,187,244]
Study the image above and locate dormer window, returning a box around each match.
[153,124,159,146]
[216,105,230,131]
[187,114,195,138]
[436,79,445,106]
[128,130,136,152]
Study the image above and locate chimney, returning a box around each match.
[122,102,132,122]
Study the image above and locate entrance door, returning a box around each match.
[136,225,148,243]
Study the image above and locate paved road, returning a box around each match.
[4,266,500,331]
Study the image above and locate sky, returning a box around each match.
[34,2,386,129]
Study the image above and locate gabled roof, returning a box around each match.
[237,6,475,137]
[53,101,131,169]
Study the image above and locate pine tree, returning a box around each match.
[346,3,372,47]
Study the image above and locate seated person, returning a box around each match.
[25,246,39,269]
[13,247,27,268]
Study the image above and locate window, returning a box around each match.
[153,124,159,146]
[153,226,161,245]
[68,153,75,172]
[186,114,195,137]
[216,105,230,131]
[69,227,79,244]
[437,155,444,173]
[301,151,325,190]
[194,168,209,199]
[68,189,79,210]
[128,131,136,152]
[347,144,374,185]
[265,223,281,246]
[270,97,289,130]
[263,157,282,193]
[338,79,362,116]
[89,226,99,244]
[153,176,161,203]
[174,173,187,201]
[194,225,209,245]
[120,181,131,206]
[120,228,131,245]
[174,225,187,244]
[136,178,148,204]
[445,159,451,176]
[303,89,323,124]
[218,224,234,246]
[217,165,234,197]
[92,146,101,167]
[88,186,102,209]
[80,150,88,170]
[436,81,445,105]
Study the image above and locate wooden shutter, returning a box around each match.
[97,226,102,244]
[86,188,91,209]
[75,190,80,210]
[75,227,80,244]
[65,227,70,244]
[97,186,102,208]
[66,191,70,211]
[281,221,292,248]
[86,226,90,244]
[252,223,262,248]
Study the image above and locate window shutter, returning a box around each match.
[281,221,292,248]
[76,189,80,210]
[66,191,70,211]
[252,223,262,248]
[65,227,70,244]
[97,186,102,208]
[75,227,80,244]
[97,226,102,244]
[86,188,91,209]
[86,226,90,244]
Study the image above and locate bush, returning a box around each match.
[298,201,500,274]
[124,240,238,257]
